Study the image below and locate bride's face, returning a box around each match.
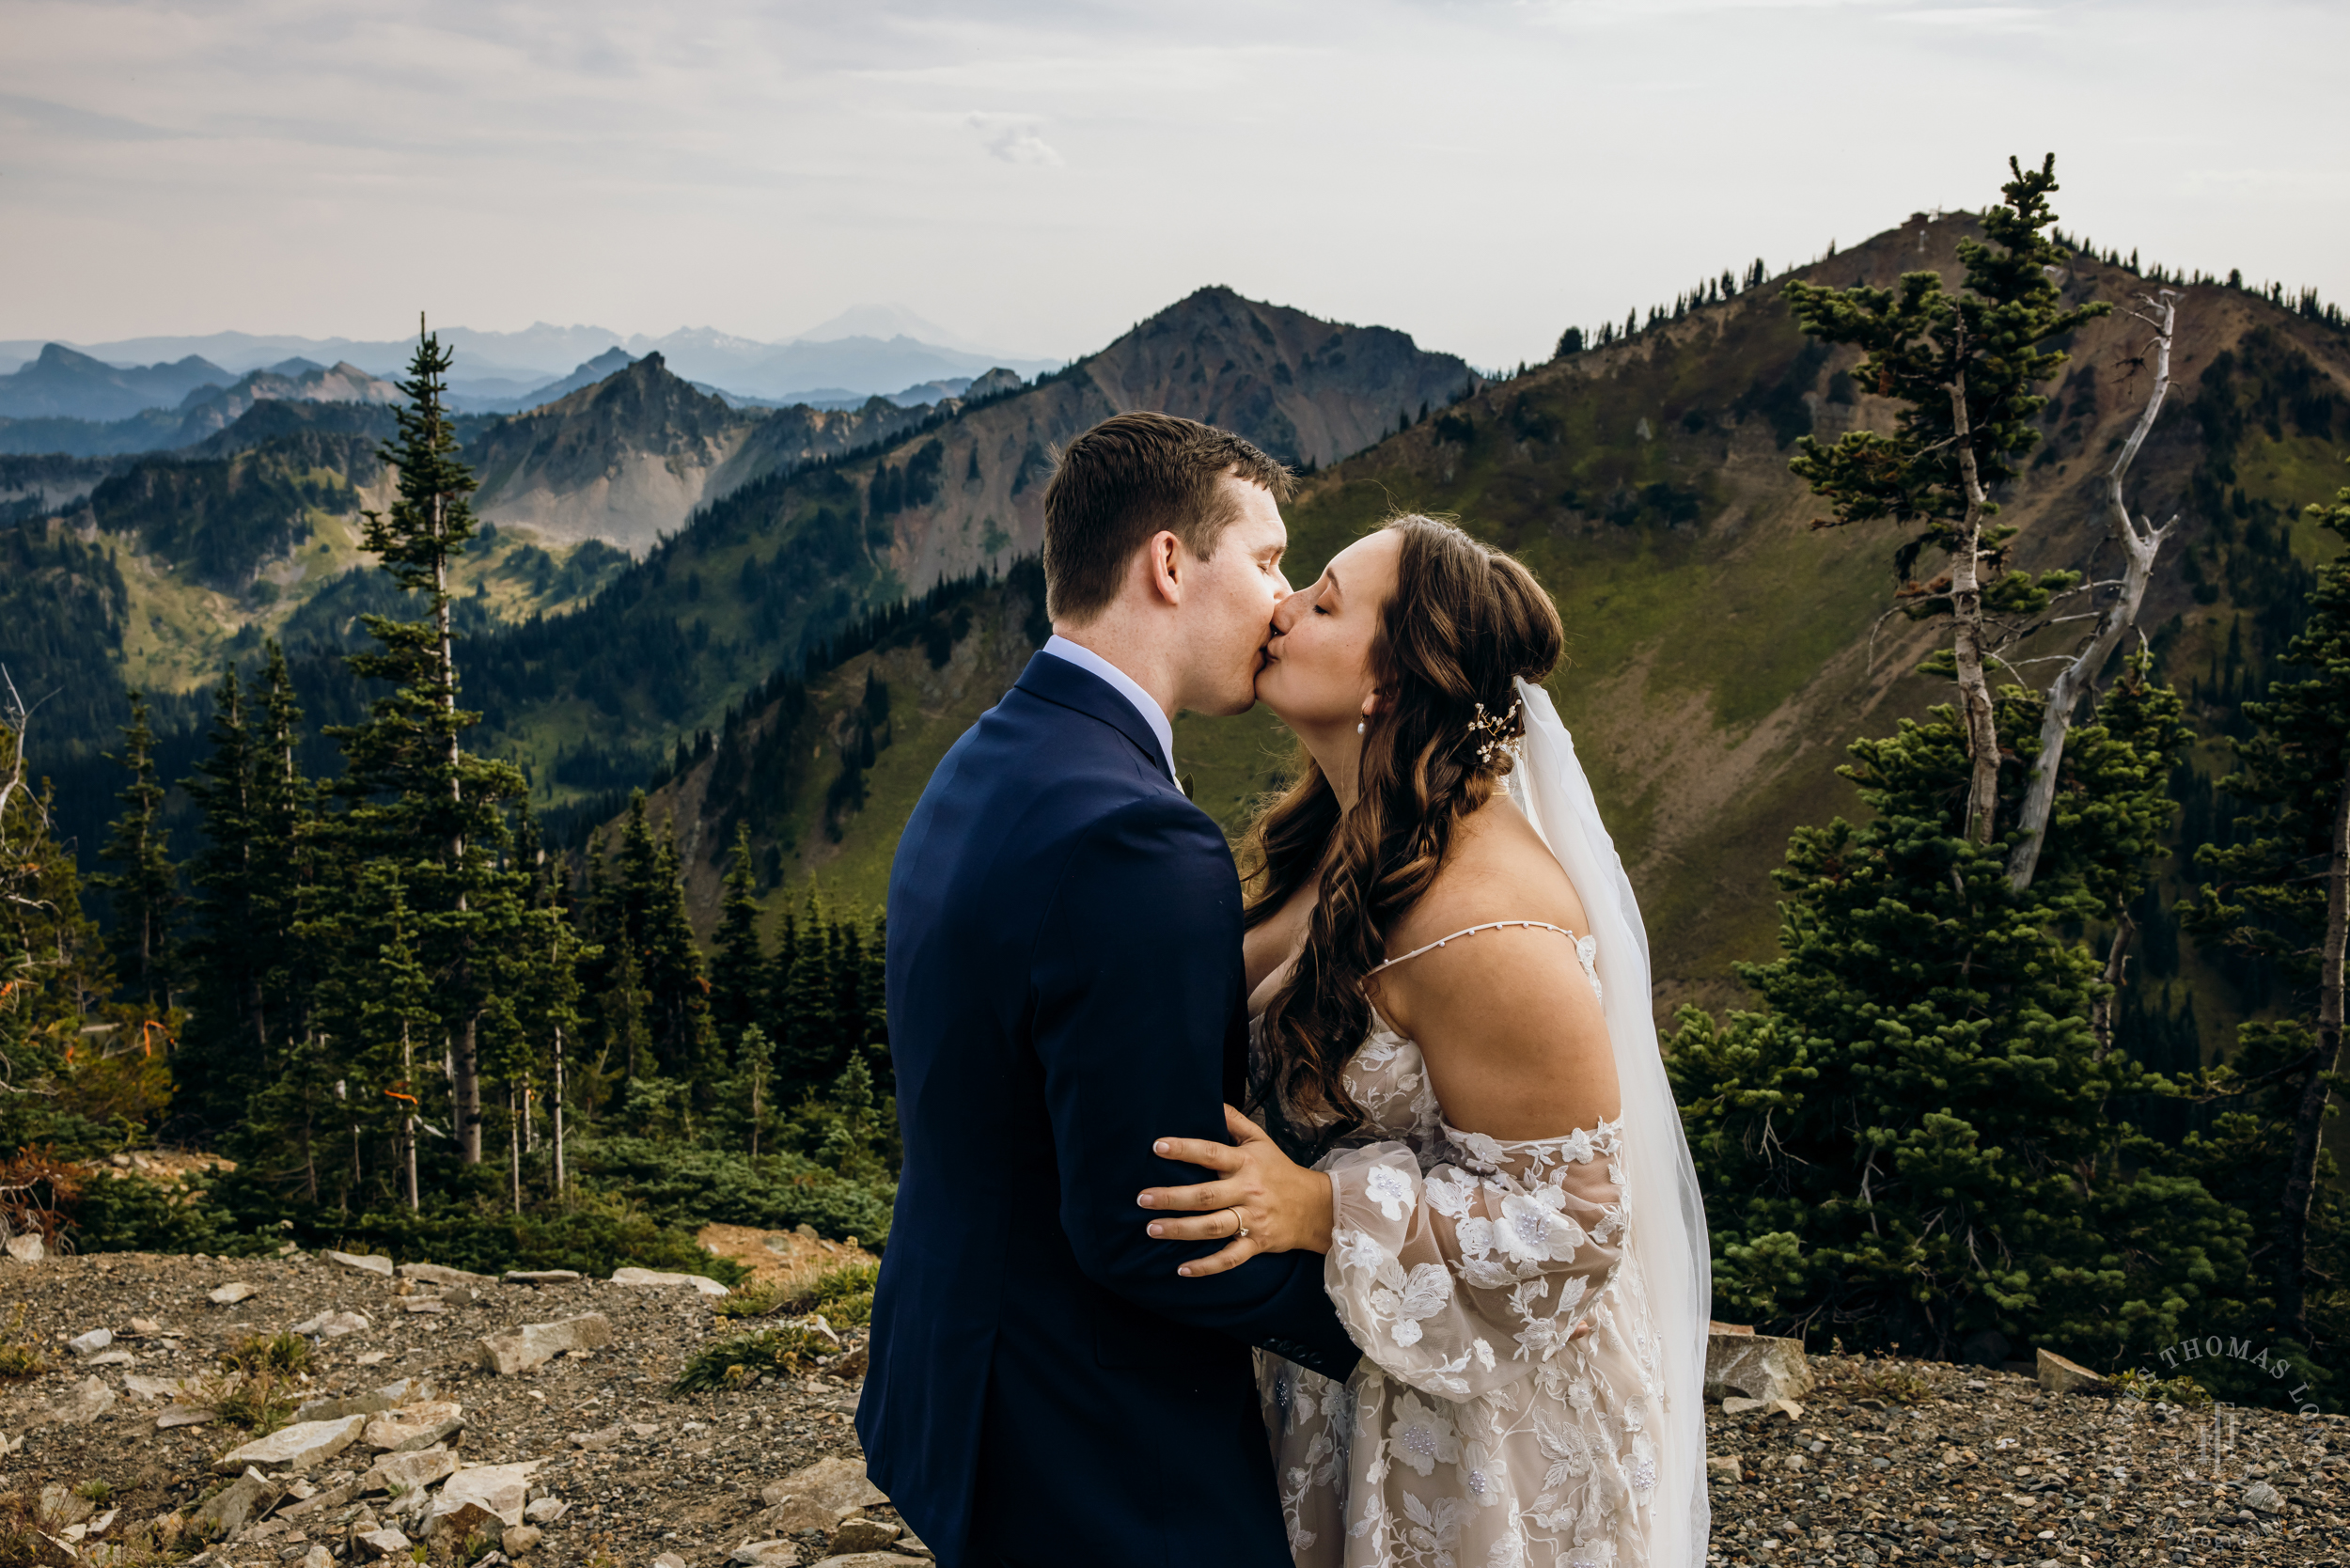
[1255,528,1402,734]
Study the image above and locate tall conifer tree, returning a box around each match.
[333,321,529,1165]
[2186,467,2350,1347]
[95,691,179,1013]
[710,825,769,1058]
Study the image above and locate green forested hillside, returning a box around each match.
[641,217,2347,1060]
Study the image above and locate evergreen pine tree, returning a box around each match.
[1668,666,2252,1368]
[0,705,115,1143]
[332,321,530,1165]
[710,825,769,1057]
[94,690,179,1012]
[179,666,262,1126]
[2185,467,2350,1349]
[777,886,837,1095]
[1782,156,2107,844]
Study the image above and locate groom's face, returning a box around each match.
[1181,477,1291,717]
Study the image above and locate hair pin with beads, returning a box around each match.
[1466,699,1524,768]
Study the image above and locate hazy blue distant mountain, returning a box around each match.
[0,309,1060,403]
[449,346,635,415]
[0,344,231,421]
[0,358,403,456]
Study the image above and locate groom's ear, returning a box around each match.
[1143,529,1186,607]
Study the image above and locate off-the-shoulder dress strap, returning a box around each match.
[1364,919,1589,977]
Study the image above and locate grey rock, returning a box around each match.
[477,1311,612,1375]
[807,1557,933,1568]
[757,1456,887,1533]
[290,1309,371,1338]
[399,1262,497,1288]
[831,1518,901,1551]
[213,1412,367,1474]
[361,1400,464,1451]
[85,1348,133,1367]
[34,1482,93,1529]
[357,1447,460,1495]
[1704,1330,1814,1404]
[208,1281,259,1305]
[60,1374,115,1424]
[194,1466,282,1537]
[2244,1480,2284,1513]
[157,1404,219,1429]
[568,1424,620,1450]
[3,1234,43,1262]
[66,1327,113,1356]
[297,1547,334,1568]
[730,1542,801,1566]
[500,1269,580,1285]
[2036,1347,2105,1395]
[325,1249,395,1277]
[610,1265,729,1296]
[1707,1455,1744,1483]
[292,1389,399,1423]
[502,1523,543,1556]
[278,1482,358,1518]
[653,1556,688,1568]
[522,1496,569,1524]
[353,1526,413,1559]
[124,1373,187,1400]
[423,1461,537,1533]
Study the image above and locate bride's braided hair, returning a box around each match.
[1243,515,1564,1160]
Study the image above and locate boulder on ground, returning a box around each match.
[354,1526,414,1559]
[1704,1328,1813,1404]
[358,1447,461,1495]
[3,1235,43,1263]
[326,1249,396,1277]
[58,1375,115,1424]
[2036,1347,2105,1395]
[522,1496,569,1524]
[66,1327,113,1356]
[194,1466,281,1536]
[213,1412,368,1474]
[423,1461,537,1534]
[294,1388,400,1423]
[501,1270,580,1285]
[290,1309,371,1339]
[758,1456,888,1533]
[207,1281,259,1305]
[728,1542,800,1566]
[831,1518,901,1551]
[157,1404,218,1429]
[362,1400,464,1452]
[477,1312,612,1375]
[1707,1455,1743,1484]
[503,1524,544,1556]
[611,1265,729,1296]
[400,1262,497,1288]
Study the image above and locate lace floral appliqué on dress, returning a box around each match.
[1257,948,1663,1568]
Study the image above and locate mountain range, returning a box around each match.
[0,306,1061,425]
[8,228,2345,1040]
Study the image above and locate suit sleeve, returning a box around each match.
[1030,794,1361,1381]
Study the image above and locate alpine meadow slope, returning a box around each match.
[629,216,2347,1049]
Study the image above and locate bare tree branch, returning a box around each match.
[2007,290,2182,891]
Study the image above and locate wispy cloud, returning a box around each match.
[966,112,1065,166]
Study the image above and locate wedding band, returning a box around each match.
[1229,1206,1249,1239]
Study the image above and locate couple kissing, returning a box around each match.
[855,412,1710,1568]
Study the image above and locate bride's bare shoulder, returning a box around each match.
[1385,792,1590,952]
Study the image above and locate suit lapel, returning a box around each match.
[1012,651,1174,778]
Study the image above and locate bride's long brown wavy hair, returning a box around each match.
[1244,515,1565,1160]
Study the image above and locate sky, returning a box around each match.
[2,0,2344,370]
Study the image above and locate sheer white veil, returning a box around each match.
[1502,676,1712,1565]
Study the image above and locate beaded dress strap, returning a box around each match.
[1363,919,1586,977]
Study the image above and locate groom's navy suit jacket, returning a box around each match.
[860,651,1360,1568]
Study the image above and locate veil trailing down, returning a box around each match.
[1501,676,1713,1565]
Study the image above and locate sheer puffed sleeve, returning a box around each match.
[1321,1116,1629,1403]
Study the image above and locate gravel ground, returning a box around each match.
[1703,1355,2348,1568]
[0,1242,891,1566]
[1,1245,2341,1568]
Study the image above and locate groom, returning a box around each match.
[859,412,1362,1567]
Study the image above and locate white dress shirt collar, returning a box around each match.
[1040,635,1176,776]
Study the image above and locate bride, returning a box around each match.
[1137,515,1711,1567]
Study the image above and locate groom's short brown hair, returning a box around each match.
[1042,412,1292,624]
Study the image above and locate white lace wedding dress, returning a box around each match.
[1255,921,1665,1568]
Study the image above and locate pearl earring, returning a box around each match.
[1356,720,1366,734]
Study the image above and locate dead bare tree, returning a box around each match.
[2007,289,2183,892]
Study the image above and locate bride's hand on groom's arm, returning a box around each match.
[1136,1105,1334,1277]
